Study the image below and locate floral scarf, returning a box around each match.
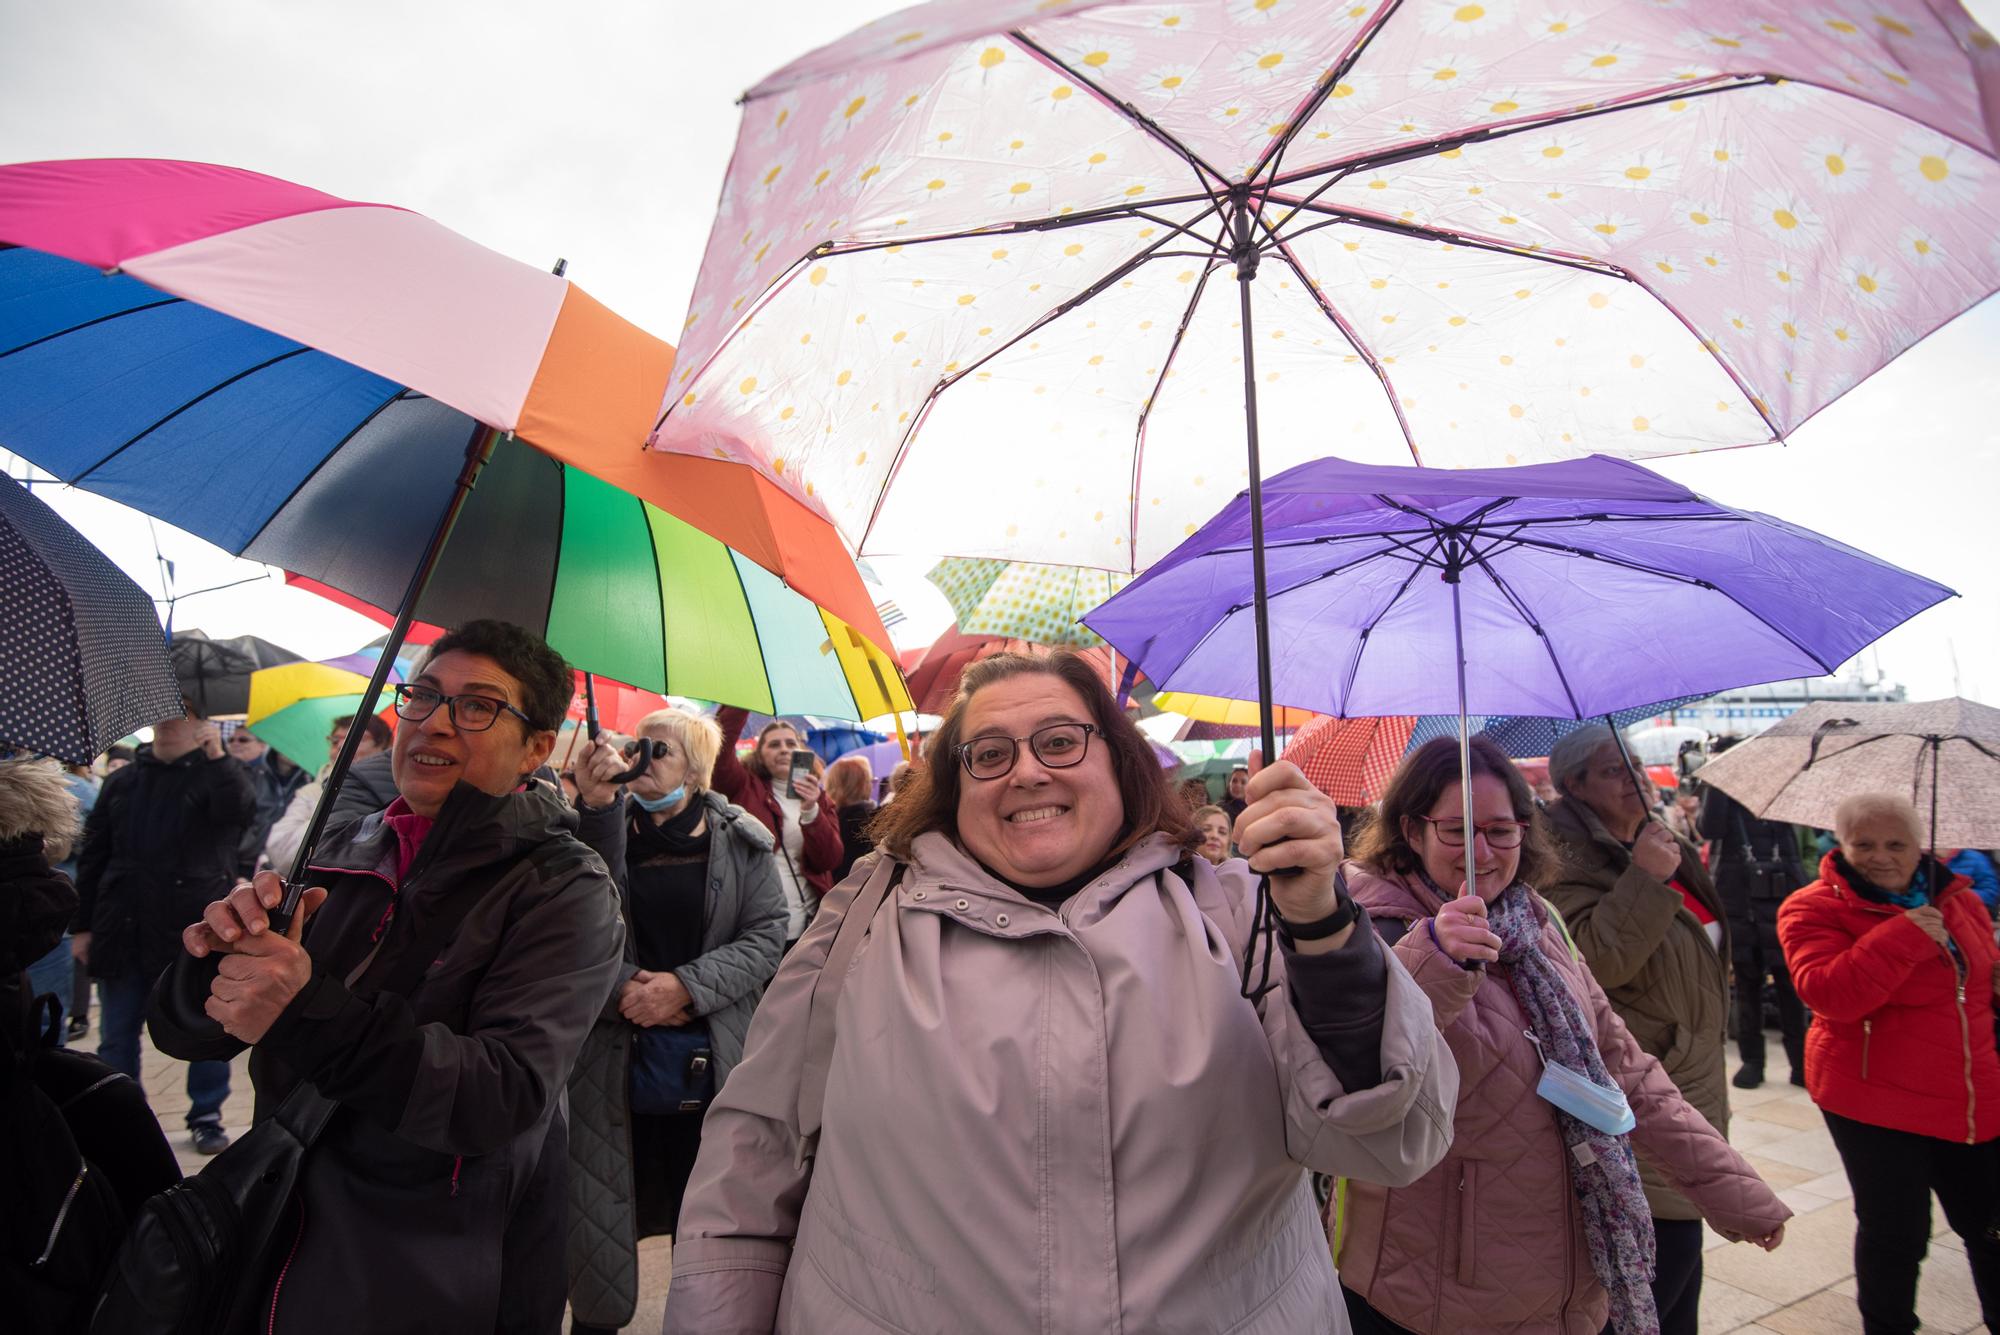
[1489,884,1659,1335]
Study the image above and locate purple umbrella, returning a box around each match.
[1086,453,1953,895]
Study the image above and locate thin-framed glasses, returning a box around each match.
[392,683,532,733]
[1417,814,1528,849]
[956,723,1097,781]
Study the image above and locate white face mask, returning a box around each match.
[1525,1029,1635,1136]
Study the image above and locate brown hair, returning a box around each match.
[1349,734,1559,888]
[825,754,874,807]
[870,651,1193,861]
[745,719,801,783]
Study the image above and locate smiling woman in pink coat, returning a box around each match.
[663,652,1458,1335]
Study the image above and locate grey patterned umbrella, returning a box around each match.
[1694,699,2000,850]
[0,474,183,763]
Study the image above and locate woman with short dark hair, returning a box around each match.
[664,651,1456,1334]
[1339,736,1788,1335]
[823,754,876,882]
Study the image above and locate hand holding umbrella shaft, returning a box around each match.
[1235,760,1347,951]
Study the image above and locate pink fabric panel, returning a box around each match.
[0,157,371,268]
[123,206,567,429]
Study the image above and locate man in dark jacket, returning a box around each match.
[226,728,308,878]
[1698,746,1809,1089]
[149,620,623,1334]
[73,711,255,1154]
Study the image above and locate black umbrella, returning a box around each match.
[168,628,303,717]
[0,474,183,763]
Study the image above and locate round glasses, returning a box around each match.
[956,723,1096,781]
[392,683,532,733]
[1417,814,1528,849]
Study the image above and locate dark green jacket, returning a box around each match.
[1542,797,1731,1221]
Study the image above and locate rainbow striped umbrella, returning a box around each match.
[246,651,405,774]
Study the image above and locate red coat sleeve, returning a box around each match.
[1777,889,1937,1024]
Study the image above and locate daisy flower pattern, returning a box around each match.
[1838,256,1899,305]
[1640,253,1695,286]
[1750,187,1825,248]
[1054,34,1139,76]
[1230,45,1296,84]
[1531,8,1588,38]
[1673,196,1728,229]
[1521,128,1586,165]
[1565,41,1639,79]
[1418,0,1518,38]
[1897,226,1944,265]
[1692,247,1730,276]
[1721,309,1755,337]
[1893,130,1981,206]
[1226,0,1288,24]
[1604,147,1679,189]
[1579,210,1642,241]
[1409,50,1484,91]
[1135,63,1199,101]
[1802,136,1871,194]
[821,75,887,147]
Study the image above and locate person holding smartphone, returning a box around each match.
[712,708,844,946]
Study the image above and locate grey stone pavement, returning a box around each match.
[108,1002,1985,1334]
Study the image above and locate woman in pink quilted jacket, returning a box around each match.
[1334,737,1790,1335]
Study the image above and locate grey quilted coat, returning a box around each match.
[565,789,788,1327]
[1336,863,1790,1334]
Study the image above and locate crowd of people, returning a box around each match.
[4,619,1998,1335]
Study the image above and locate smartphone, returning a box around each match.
[788,749,815,799]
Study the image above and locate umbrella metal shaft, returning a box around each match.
[274,421,497,928]
[1451,574,1476,901]
[1232,209,1279,770]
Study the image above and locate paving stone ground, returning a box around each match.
[112,1002,1985,1334]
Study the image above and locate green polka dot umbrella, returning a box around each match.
[926,558,1132,649]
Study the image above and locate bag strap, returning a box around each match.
[795,858,906,1165]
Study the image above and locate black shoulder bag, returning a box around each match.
[90,847,551,1335]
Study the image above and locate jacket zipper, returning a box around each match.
[31,1166,88,1266]
[267,1196,306,1335]
[1861,1020,1871,1080]
[1949,944,1974,1144]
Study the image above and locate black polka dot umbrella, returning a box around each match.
[0,474,183,763]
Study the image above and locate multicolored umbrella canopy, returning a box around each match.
[279,434,912,720]
[655,0,2000,574]
[927,557,1132,647]
[0,473,182,763]
[245,653,403,774]
[1150,692,1319,730]
[0,157,889,650]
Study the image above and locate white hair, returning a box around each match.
[1547,725,1617,795]
[1833,792,1923,844]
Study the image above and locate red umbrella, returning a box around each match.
[1285,715,1418,807]
[904,626,1114,716]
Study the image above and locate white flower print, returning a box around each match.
[1720,309,1755,337]
[1056,33,1139,77]
[1579,210,1643,242]
[1838,256,1899,305]
[1603,147,1679,190]
[1897,225,1944,264]
[1227,0,1288,24]
[1532,8,1588,38]
[1894,130,1982,206]
[821,76,888,147]
[1230,45,1299,84]
[1673,196,1728,229]
[1801,135,1871,194]
[1419,0,1518,38]
[755,100,802,151]
[1640,253,1695,285]
[1408,50,1486,92]
[1566,41,1639,79]
[1749,187,1825,248]
[1767,307,1814,354]
[1691,246,1730,276]
[1135,63,1200,101]
[1520,128,1586,166]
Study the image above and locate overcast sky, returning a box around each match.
[4,0,1996,705]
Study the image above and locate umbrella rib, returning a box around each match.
[1265,74,1773,192]
[1336,531,1442,714]
[1007,29,1235,195]
[1130,262,1227,558]
[71,346,317,487]
[1258,242,1423,463]
[857,210,1226,555]
[809,198,1223,260]
[1462,549,1585,719]
[1250,0,1408,188]
[238,389,428,556]
[1264,199,1630,281]
[0,295,185,360]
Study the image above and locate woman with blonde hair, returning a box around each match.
[1337,735,1788,1335]
[565,709,789,1334]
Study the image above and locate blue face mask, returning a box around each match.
[631,785,687,813]
[1525,1029,1635,1136]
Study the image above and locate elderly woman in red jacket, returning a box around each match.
[1778,792,2000,1335]
[713,708,843,947]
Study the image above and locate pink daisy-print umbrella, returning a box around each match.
[653,0,2000,755]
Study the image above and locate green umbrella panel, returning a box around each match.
[926,558,1132,649]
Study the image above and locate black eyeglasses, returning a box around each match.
[1416,815,1528,849]
[392,683,532,733]
[956,723,1096,781]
